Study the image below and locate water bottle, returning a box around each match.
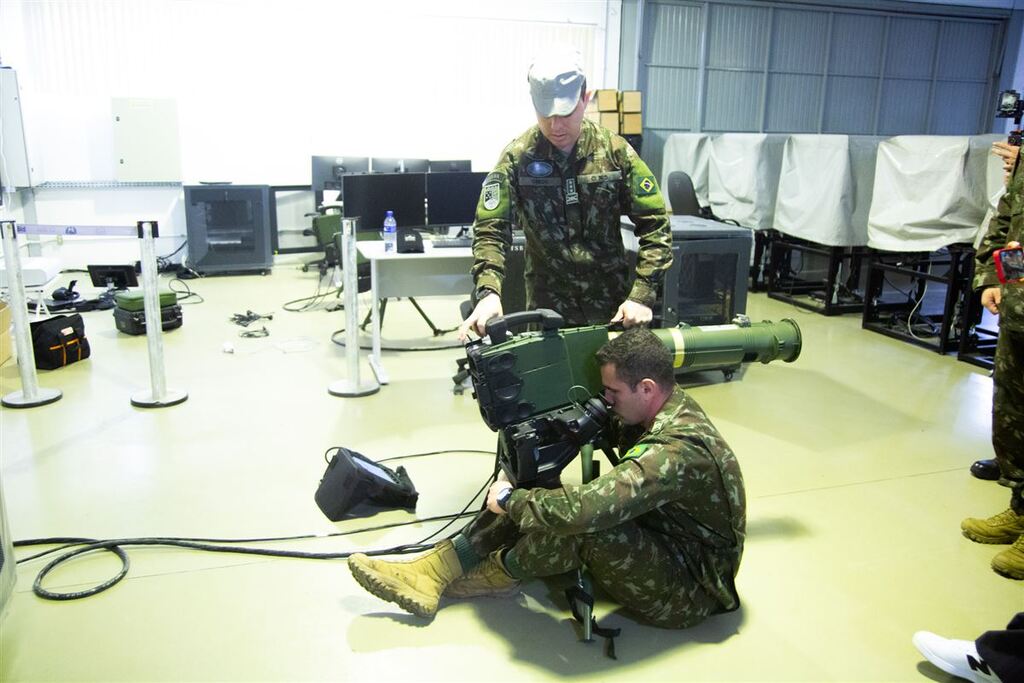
[382,210,397,253]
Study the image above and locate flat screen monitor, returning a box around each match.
[426,171,487,227]
[312,155,369,193]
[342,173,426,231]
[429,159,472,173]
[370,157,428,174]
[87,264,139,289]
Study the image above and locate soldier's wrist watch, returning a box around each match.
[476,286,498,302]
[496,487,514,512]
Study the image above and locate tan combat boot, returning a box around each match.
[348,540,463,618]
[961,508,1024,544]
[445,550,521,599]
[992,534,1024,580]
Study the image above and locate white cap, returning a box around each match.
[528,46,585,117]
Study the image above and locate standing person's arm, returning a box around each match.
[611,142,673,327]
[975,144,1021,315]
[460,150,517,339]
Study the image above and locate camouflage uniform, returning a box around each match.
[461,390,745,628]
[974,152,1024,512]
[472,119,673,325]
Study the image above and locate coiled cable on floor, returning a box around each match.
[16,449,497,601]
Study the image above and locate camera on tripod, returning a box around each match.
[996,89,1023,146]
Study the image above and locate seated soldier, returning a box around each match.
[349,327,746,628]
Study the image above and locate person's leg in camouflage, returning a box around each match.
[962,329,1024,579]
[499,520,723,628]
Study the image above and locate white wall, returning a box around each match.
[0,0,622,267]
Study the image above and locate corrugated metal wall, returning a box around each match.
[641,0,1005,178]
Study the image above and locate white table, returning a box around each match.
[356,240,474,383]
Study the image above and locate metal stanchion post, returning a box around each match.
[329,218,379,397]
[1,220,62,408]
[130,221,187,408]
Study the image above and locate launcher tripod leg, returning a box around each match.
[574,443,597,642]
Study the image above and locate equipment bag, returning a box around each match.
[30,314,91,369]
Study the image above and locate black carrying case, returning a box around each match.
[30,314,91,369]
[113,304,183,335]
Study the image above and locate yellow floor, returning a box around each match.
[1,263,1021,682]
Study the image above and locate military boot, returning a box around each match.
[992,534,1024,580]
[445,550,521,599]
[961,507,1024,544]
[348,540,463,618]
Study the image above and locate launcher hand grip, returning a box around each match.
[484,309,565,344]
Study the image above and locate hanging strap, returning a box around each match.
[565,584,622,659]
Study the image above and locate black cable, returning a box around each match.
[282,287,344,313]
[239,326,270,338]
[230,310,274,327]
[15,449,498,601]
[167,278,204,305]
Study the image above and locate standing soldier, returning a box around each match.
[458,46,673,338]
[960,140,1024,580]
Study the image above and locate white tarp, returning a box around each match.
[867,135,1004,252]
[661,133,713,206]
[707,133,787,231]
[773,135,882,247]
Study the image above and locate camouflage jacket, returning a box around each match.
[975,153,1024,332]
[472,119,673,324]
[505,390,746,612]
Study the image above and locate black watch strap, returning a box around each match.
[496,487,514,511]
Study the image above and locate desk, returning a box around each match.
[356,240,473,383]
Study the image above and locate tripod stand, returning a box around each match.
[359,297,458,337]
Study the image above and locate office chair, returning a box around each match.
[666,171,702,217]
[302,211,371,292]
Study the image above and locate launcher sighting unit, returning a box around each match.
[464,310,802,487]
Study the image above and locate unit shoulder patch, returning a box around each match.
[482,182,501,211]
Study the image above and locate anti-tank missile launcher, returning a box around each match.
[464,309,801,486]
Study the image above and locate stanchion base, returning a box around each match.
[328,379,380,397]
[2,387,63,409]
[131,388,188,408]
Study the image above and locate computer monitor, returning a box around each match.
[341,173,427,231]
[426,171,487,227]
[87,264,139,290]
[370,158,428,174]
[312,155,369,192]
[311,155,369,207]
[429,159,472,173]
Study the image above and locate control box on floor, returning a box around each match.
[113,291,183,336]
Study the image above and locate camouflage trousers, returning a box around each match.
[459,510,721,628]
[993,328,1024,513]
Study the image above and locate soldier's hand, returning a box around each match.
[611,300,653,328]
[992,142,1020,184]
[458,292,503,341]
[981,286,1002,316]
[486,481,513,515]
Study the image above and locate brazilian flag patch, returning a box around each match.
[634,175,657,197]
[622,444,650,460]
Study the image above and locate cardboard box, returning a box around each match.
[620,112,643,135]
[595,89,619,112]
[619,90,642,113]
[584,110,602,124]
[0,300,11,366]
[599,112,620,132]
